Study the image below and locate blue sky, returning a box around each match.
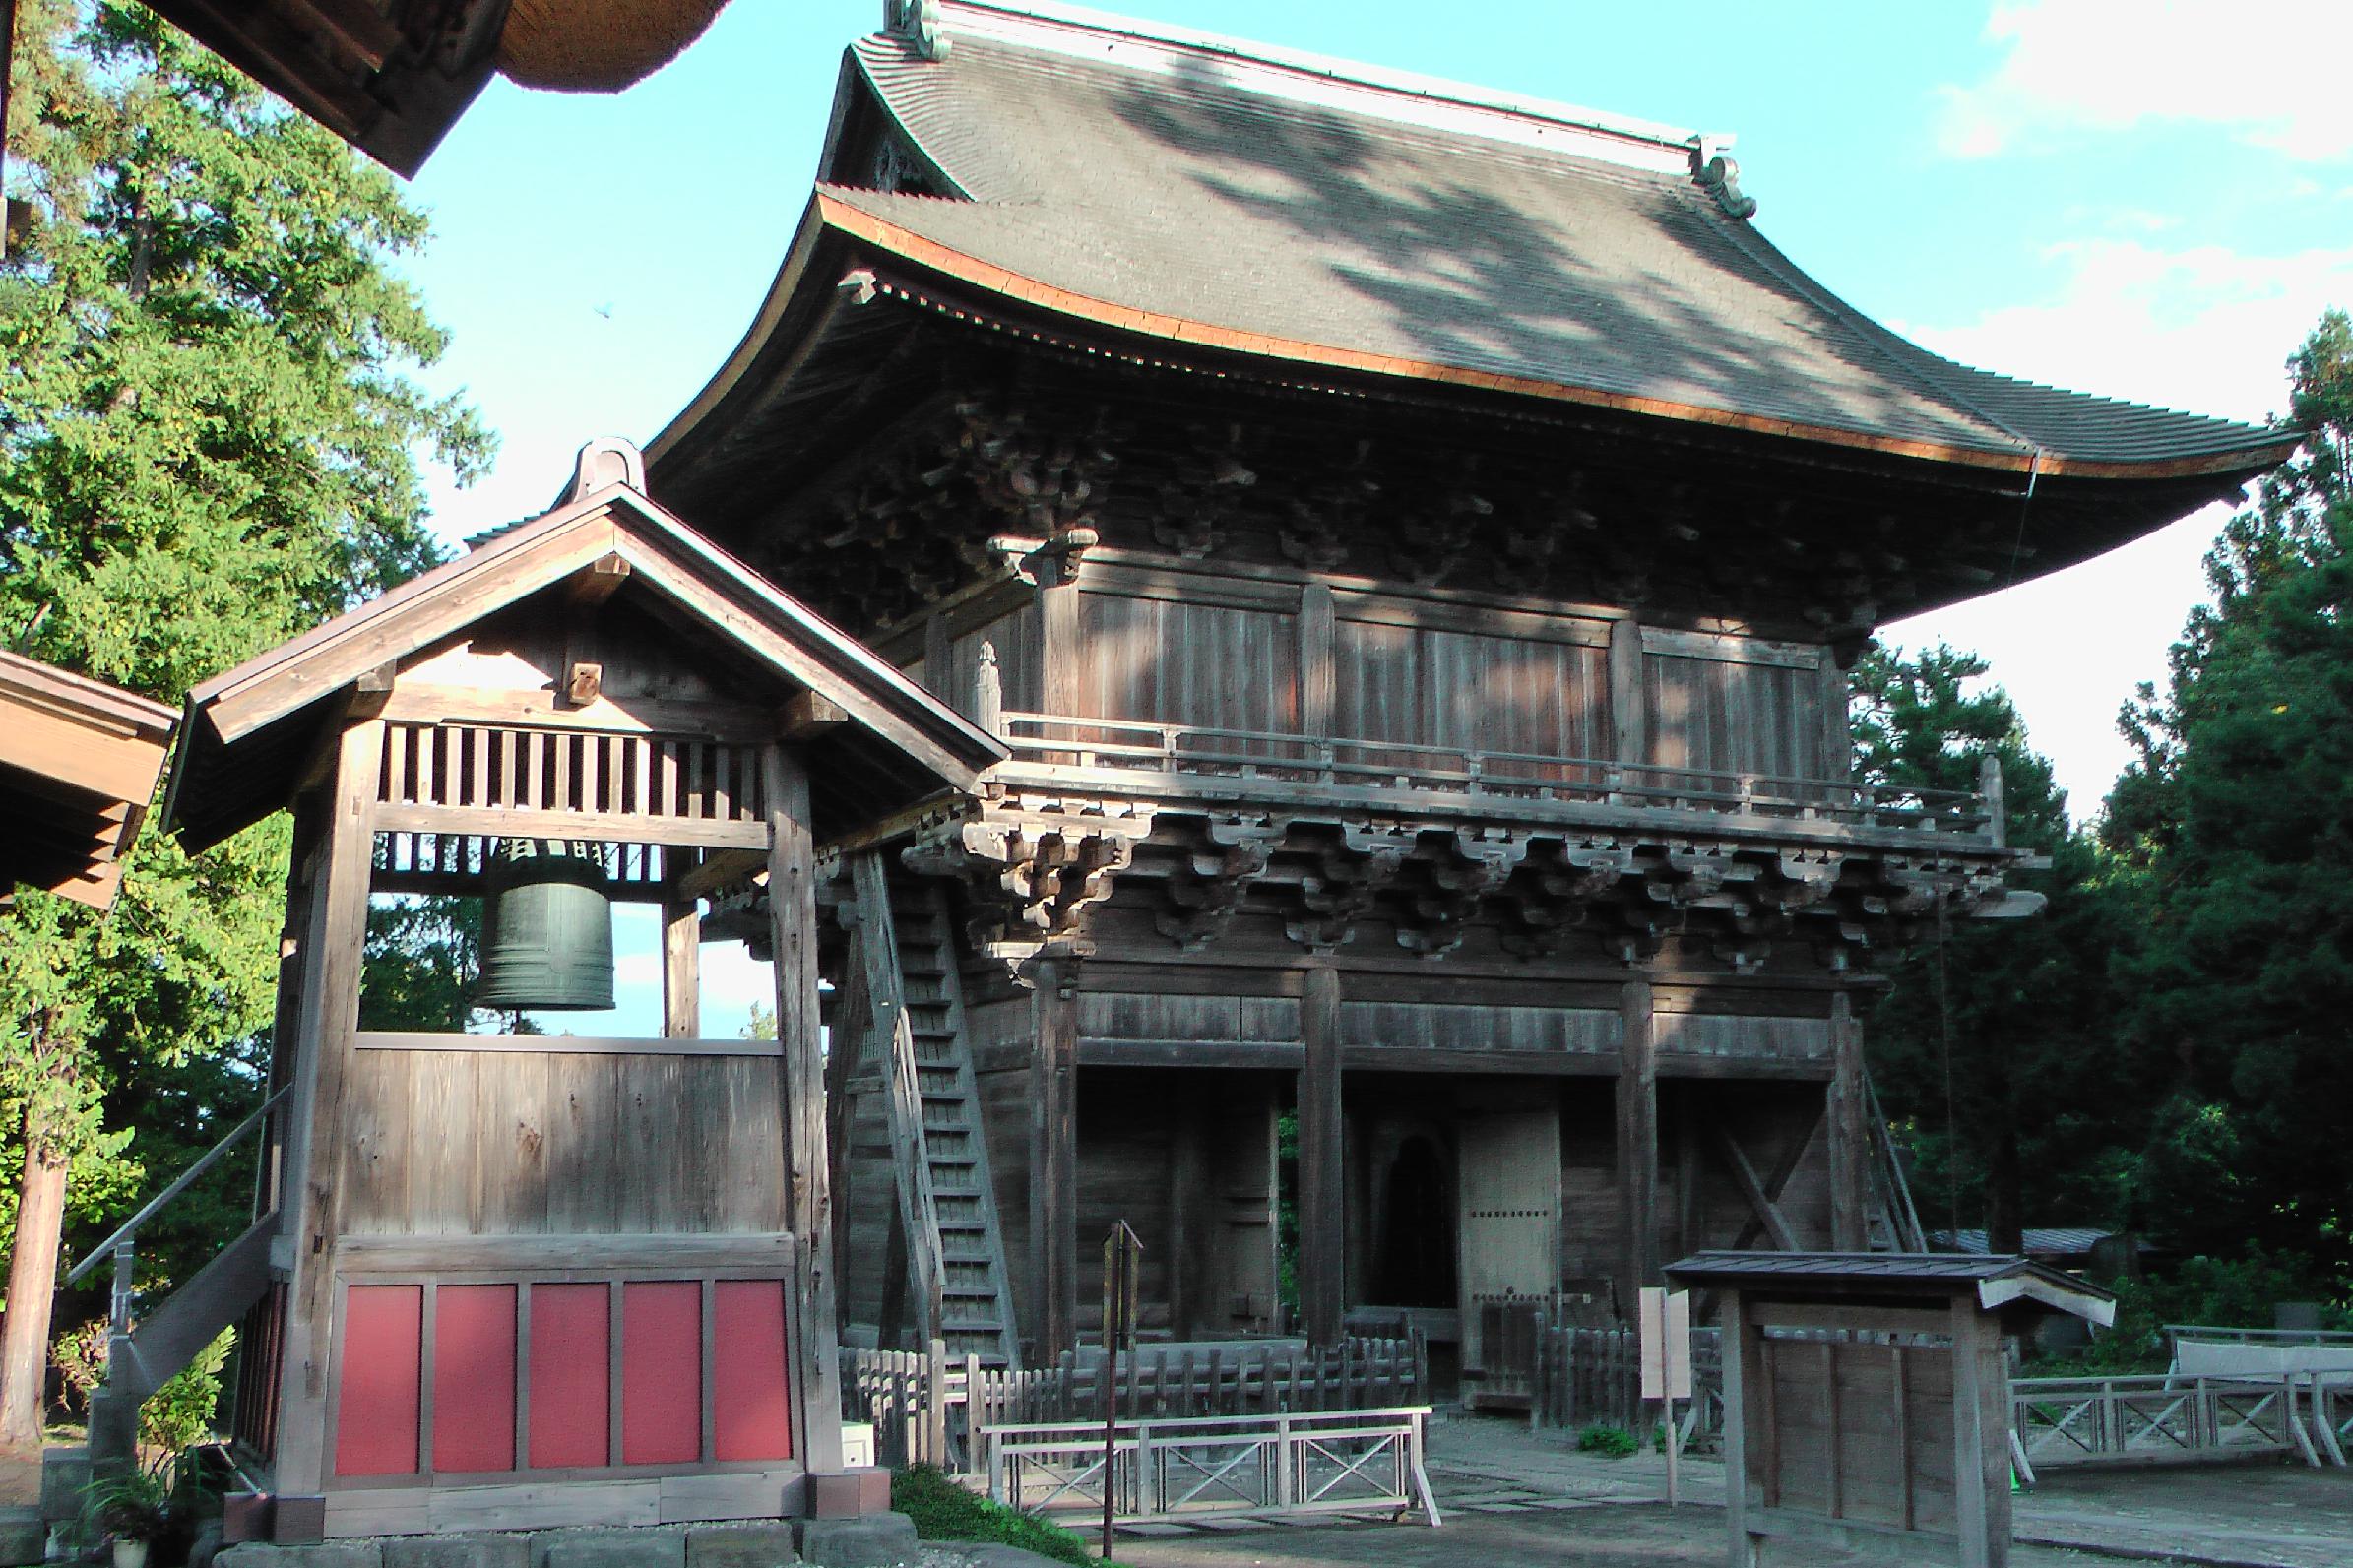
[392,0,2353,826]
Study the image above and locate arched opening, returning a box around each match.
[1373,1134,1456,1308]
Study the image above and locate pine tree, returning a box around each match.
[0,2,488,1446]
[2103,312,2353,1281]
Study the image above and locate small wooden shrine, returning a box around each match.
[144,441,1002,1539]
[628,0,2291,1397]
[1666,1252,2115,1567]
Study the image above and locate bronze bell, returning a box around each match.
[476,840,615,1011]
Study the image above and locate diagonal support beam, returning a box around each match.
[1714,1125,1802,1252]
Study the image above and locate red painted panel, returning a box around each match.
[713,1280,794,1462]
[528,1284,610,1469]
[433,1285,517,1473]
[335,1286,421,1476]
[621,1281,701,1465]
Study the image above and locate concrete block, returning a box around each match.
[272,1496,328,1546]
[0,1507,46,1568]
[38,1447,90,1523]
[791,1515,918,1568]
[541,1527,685,1568]
[683,1523,797,1568]
[384,1535,532,1568]
[219,1544,381,1568]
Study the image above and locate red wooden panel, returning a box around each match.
[335,1286,421,1476]
[433,1285,517,1473]
[713,1280,793,1462]
[528,1284,610,1468]
[621,1281,701,1465]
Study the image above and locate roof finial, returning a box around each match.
[886,0,952,61]
[564,437,647,502]
[1688,135,1758,220]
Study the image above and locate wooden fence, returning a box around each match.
[1527,1322,1725,1452]
[845,1337,1428,1474]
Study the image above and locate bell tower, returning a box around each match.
[157,443,1003,1539]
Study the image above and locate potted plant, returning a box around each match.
[81,1470,173,1568]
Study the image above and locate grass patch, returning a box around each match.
[1575,1421,1639,1459]
[892,1464,1135,1566]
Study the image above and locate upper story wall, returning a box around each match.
[882,552,1849,788]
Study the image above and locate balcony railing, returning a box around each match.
[992,711,2002,846]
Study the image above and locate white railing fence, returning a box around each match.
[2009,1373,2319,1474]
[980,1407,1440,1528]
[843,1336,1428,1474]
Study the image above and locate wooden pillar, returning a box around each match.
[1030,956,1079,1361]
[1297,965,1344,1345]
[1609,616,1646,765]
[764,745,844,1473]
[1676,1084,1703,1258]
[271,719,384,1516]
[662,897,701,1038]
[1719,1291,1765,1568]
[1038,574,1084,719]
[1949,1296,2011,1568]
[1298,582,1335,738]
[1168,1082,1205,1341]
[1818,650,1853,783]
[1618,978,1659,1317]
[1826,991,1870,1251]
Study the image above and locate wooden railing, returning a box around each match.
[2009,1373,2316,1472]
[980,1407,1440,1528]
[843,1336,1427,1474]
[994,712,1998,843]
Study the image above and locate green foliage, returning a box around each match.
[52,1317,107,1414]
[362,896,484,1033]
[1853,646,2151,1251]
[891,1464,1126,1566]
[2098,310,2353,1279]
[740,1001,777,1040]
[1574,1422,1638,1459]
[79,1467,170,1544]
[0,0,486,1425]
[140,1326,231,1457]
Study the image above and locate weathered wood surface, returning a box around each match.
[1297,967,1344,1346]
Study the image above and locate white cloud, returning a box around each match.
[1885,236,2352,819]
[1938,1,2353,161]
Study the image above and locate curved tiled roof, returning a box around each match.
[801,11,2286,479]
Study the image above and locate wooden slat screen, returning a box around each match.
[378,724,765,824]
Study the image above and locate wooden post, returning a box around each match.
[1031,957,1080,1361]
[1618,979,1659,1317]
[1826,992,1869,1250]
[1950,1297,2012,1568]
[272,718,384,1513]
[1297,965,1344,1345]
[662,897,701,1038]
[1039,573,1084,719]
[1298,583,1335,738]
[1818,649,1852,784]
[1719,1292,1762,1568]
[765,744,844,1473]
[975,642,1005,739]
[1610,617,1646,764]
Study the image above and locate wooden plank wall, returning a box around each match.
[1334,617,1609,769]
[1073,594,1299,733]
[338,1053,787,1236]
[947,602,1042,718]
[1642,632,1826,784]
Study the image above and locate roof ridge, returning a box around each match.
[889,1,1722,181]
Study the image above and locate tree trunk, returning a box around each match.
[1984,1116,2025,1259]
[0,1103,70,1451]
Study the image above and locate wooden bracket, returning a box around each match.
[566,552,632,608]
[564,660,604,707]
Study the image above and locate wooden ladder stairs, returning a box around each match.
[1863,1071,1930,1253]
[849,851,1020,1367]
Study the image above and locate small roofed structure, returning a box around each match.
[124,440,1001,1537]
[0,649,177,909]
[1667,1251,2113,1568]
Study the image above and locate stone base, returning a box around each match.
[384,1534,532,1568]
[793,1514,919,1568]
[803,1472,891,1521]
[684,1523,797,1568]
[0,1507,45,1568]
[39,1447,90,1525]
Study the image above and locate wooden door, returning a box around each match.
[1457,1106,1560,1408]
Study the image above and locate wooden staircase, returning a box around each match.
[849,851,1020,1366]
[1863,1072,1929,1253]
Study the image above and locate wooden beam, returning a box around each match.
[1729,1108,1825,1252]
[1825,991,1870,1250]
[1721,1295,1762,1567]
[1713,1125,1801,1252]
[564,660,604,707]
[1030,956,1079,1362]
[780,690,850,739]
[566,552,632,608]
[372,804,769,849]
[662,899,701,1038]
[1950,1294,2006,1568]
[1297,964,1344,1346]
[763,744,842,1472]
[1618,978,1660,1312]
[1298,583,1335,738]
